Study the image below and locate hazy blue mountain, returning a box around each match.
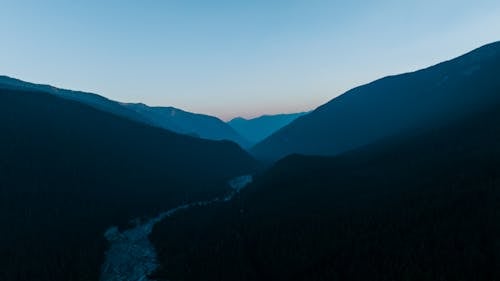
[252,41,500,162]
[0,88,257,281]
[228,112,309,144]
[123,103,250,148]
[0,76,249,147]
[150,93,500,281]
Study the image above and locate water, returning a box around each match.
[99,175,253,281]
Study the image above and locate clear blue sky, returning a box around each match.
[1,1,499,120]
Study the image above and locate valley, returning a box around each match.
[1,28,500,280]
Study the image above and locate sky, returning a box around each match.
[1,1,500,120]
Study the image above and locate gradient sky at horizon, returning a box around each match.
[1,1,500,120]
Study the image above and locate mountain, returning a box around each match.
[0,88,257,281]
[123,103,250,147]
[252,41,500,162]
[150,92,500,281]
[228,112,309,144]
[0,75,150,124]
[0,76,249,147]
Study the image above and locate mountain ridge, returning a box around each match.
[251,41,500,162]
[123,102,250,147]
[0,75,249,147]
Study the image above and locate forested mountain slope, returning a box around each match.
[151,99,500,281]
[0,88,256,281]
[252,41,500,162]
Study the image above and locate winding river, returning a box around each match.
[99,175,253,281]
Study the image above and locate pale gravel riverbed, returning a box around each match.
[99,175,253,281]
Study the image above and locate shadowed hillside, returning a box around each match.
[0,88,256,281]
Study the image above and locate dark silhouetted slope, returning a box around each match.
[252,41,500,162]
[0,88,256,281]
[151,95,500,281]
[228,112,308,144]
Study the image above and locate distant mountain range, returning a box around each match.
[0,76,249,147]
[228,112,308,144]
[252,41,500,162]
[0,87,256,281]
[122,102,250,147]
